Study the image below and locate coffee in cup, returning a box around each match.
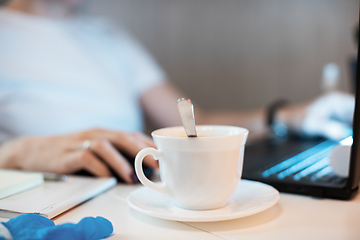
[135,125,248,210]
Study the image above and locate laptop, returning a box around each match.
[242,19,360,200]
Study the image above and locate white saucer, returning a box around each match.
[127,179,279,222]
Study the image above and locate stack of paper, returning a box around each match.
[0,175,116,219]
[0,169,44,200]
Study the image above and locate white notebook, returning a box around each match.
[0,169,44,200]
[0,175,116,219]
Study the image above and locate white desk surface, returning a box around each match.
[53,182,360,240]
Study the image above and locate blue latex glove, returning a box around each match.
[1,213,113,240]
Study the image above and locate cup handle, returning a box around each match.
[135,148,171,197]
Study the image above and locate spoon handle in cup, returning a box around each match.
[177,98,197,137]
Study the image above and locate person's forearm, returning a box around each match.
[196,108,269,142]
[0,138,22,169]
[195,102,310,142]
[141,83,270,140]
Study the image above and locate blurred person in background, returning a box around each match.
[0,0,355,183]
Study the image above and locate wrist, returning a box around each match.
[267,100,289,138]
[277,102,308,135]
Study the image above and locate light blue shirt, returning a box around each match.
[0,9,165,142]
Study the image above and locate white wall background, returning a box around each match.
[86,0,358,110]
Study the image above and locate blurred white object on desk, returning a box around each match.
[329,136,352,177]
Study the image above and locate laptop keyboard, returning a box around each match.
[261,140,346,184]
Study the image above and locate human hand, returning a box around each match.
[279,92,354,141]
[1,129,158,183]
[1,213,113,240]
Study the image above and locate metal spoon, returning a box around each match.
[177,98,197,137]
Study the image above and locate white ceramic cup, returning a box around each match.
[135,125,249,210]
